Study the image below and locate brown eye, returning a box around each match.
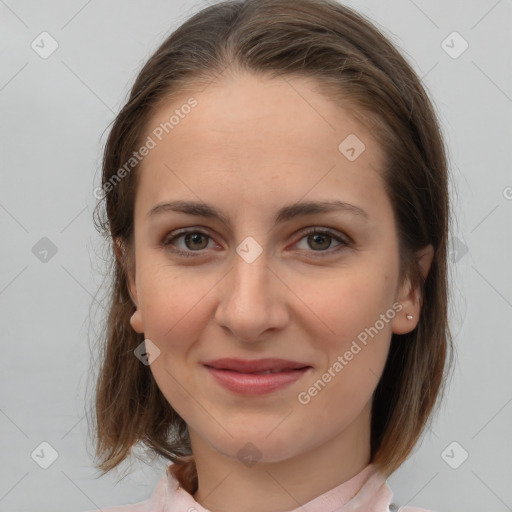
[294,228,351,256]
[182,232,210,250]
[306,233,333,251]
[163,229,215,257]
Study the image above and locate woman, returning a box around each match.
[87,0,453,510]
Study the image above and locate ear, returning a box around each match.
[114,238,144,334]
[392,244,434,335]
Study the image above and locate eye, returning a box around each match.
[162,229,217,257]
[293,227,351,257]
[162,227,351,258]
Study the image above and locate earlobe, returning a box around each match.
[391,244,434,335]
[130,309,144,334]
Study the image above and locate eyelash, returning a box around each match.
[161,227,352,259]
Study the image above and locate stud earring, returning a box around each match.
[406,314,413,320]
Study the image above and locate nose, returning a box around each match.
[213,246,289,344]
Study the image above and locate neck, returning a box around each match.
[190,404,372,512]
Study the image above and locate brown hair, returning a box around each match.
[88,0,454,495]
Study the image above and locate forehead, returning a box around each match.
[135,72,387,217]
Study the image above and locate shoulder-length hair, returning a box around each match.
[88,0,454,495]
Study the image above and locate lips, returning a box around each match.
[203,358,312,395]
[203,357,311,374]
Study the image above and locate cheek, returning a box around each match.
[302,263,397,348]
[138,267,210,417]
[137,262,217,348]
[296,263,396,403]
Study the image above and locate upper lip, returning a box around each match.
[203,358,311,373]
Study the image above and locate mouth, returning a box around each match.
[202,357,312,373]
[202,358,313,395]
[207,368,309,374]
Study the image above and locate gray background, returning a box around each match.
[1,0,511,511]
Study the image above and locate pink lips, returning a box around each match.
[203,358,312,395]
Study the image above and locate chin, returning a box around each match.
[200,424,308,465]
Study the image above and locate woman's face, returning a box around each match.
[126,72,419,464]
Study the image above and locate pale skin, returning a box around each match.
[119,71,434,512]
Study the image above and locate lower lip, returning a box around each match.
[204,366,311,395]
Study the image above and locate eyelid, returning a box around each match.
[297,226,352,245]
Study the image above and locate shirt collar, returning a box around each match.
[155,462,394,512]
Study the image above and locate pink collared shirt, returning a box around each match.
[84,463,436,511]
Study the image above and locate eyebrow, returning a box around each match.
[146,199,369,230]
